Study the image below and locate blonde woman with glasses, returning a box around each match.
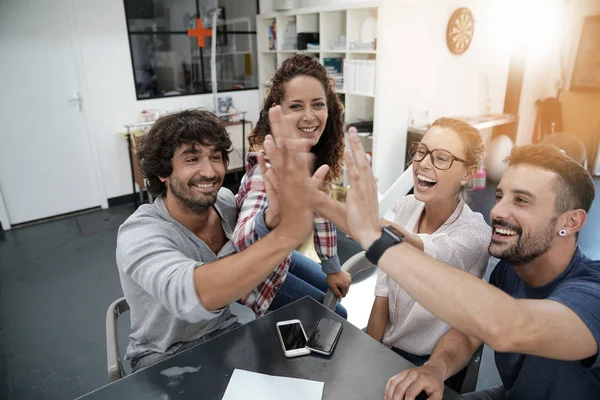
[368,118,492,391]
[305,117,491,391]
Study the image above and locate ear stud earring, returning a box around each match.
[559,230,567,237]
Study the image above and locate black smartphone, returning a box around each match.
[306,318,343,356]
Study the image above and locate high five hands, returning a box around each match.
[257,106,324,246]
[260,117,380,249]
[258,106,352,297]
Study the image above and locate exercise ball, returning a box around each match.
[485,135,514,183]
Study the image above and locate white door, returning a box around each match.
[0,0,102,225]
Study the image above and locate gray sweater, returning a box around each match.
[116,189,239,360]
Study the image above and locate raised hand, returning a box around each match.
[257,150,280,229]
[262,106,316,245]
[384,365,445,400]
[344,128,381,249]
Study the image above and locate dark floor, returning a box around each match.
[0,178,598,399]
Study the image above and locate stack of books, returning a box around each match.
[323,57,344,91]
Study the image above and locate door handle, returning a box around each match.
[67,91,82,112]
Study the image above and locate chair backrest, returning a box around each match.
[322,165,415,310]
[323,251,375,311]
[378,164,414,218]
[459,344,484,394]
[106,297,129,382]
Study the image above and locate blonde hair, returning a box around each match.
[429,118,485,202]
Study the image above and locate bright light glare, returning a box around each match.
[502,0,565,56]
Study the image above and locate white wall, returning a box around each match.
[511,0,567,145]
[511,0,600,145]
[72,0,260,200]
[374,0,511,191]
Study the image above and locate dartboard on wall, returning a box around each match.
[446,8,475,55]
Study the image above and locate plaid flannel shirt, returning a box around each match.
[232,152,341,315]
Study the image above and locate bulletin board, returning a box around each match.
[571,16,600,92]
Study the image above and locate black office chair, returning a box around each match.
[459,344,484,393]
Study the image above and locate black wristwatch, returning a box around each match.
[365,226,405,265]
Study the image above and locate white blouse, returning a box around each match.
[375,195,491,355]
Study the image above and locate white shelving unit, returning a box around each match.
[257,2,381,184]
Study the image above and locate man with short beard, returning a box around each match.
[330,137,599,400]
[116,108,319,372]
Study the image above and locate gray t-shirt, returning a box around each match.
[116,188,239,360]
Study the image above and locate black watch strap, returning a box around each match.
[365,226,405,265]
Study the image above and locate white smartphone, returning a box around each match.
[275,319,311,357]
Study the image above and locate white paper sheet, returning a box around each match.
[222,369,324,400]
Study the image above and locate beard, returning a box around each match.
[489,216,558,266]
[168,175,220,215]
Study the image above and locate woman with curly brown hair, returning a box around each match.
[232,54,351,317]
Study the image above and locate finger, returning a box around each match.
[277,137,311,175]
[390,374,419,400]
[344,149,359,182]
[283,136,315,154]
[263,134,275,151]
[310,164,330,188]
[263,169,280,195]
[348,130,369,173]
[337,284,347,298]
[268,106,291,142]
[257,151,269,176]
[341,283,350,298]
[385,371,408,398]
[331,284,342,298]
[263,135,282,170]
[345,149,366,193]
[403,385,423,400]
[404,381,435,400]
[258,152,277,195]
[268,106,313,157]
[386,371,414,400]
[429,389,443,400]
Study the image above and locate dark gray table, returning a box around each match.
[79,297,465,399]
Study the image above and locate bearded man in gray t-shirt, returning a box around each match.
[117,108,321,372]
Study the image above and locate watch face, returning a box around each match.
[385,225,404,241]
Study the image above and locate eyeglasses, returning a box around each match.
[408,142,466,170]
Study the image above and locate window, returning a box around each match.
[123,0,259,100]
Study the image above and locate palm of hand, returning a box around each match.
[262,106,316,242]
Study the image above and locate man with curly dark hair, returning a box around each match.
[116,108,318,372]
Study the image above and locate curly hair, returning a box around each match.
[136,109,232,197]
[250,54,345,190]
